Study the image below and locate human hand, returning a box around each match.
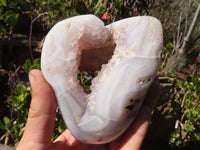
[16,69,161,150]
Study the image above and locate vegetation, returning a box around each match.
[168,74,200,147]
[0,0,200,149]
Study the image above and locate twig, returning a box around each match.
[159,76,175,81]
[186,34,200,55]
[181,90,189,108]
[193,0,199,5]
[29,12,48,63]
[4,134,8,145]
[183,11,188,41]
[8,65,21,94]
[160,83,173,87]
[0,134,5,141]
[181,4,200,50]
[175,120,184,129]
[176,14,182,49]
[0,69,8,75]
[161,52,169,67]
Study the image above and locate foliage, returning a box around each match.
[0,58,93,145]
[114,0,123,10]
[32,0,80,26]
[0,0,19,37]
[168,74,200,148]
[77,72,94,92]
[0,58,67,146]
[0,0,152,36]
[3,10,19,28]
[0,0,80,35]
[23,58,41,73]
[159,42,174,71]
[51,116,67,141]
[0,84,31,146]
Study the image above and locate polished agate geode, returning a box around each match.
[41,15,163,144]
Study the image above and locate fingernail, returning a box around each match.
[29,72,35,91]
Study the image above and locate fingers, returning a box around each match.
[143,78,162,108]
[17,69,57,149]
[123,79,162,149]
[53,130,83,150]
[54,130,77,146]
[110,79,162,150]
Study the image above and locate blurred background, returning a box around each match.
[0,0,200,149]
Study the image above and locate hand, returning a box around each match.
[16,69,161,150]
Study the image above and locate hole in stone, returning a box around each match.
[78,44,116,72]
[78,43,116,93]
[77,72,95,94]
[137,77,152,85]
[125,104,134,111]
[135,99,140,103]
[129,98,140,105]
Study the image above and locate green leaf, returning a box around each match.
[3,117,11,129]
[53,10,59,15]
[167,73,175,78]
[14,85,27,95]
[0,120,6,130]
[24,59,32,73]
[198,104,200,113]
[184,122,195,132]
[12,123,24,138]
[0,23,6,37]
[182,81,188,88]
[29,64,40,71]
[187,92,197,99]
[191,75,200,91]
[185,99,193,108]
[175,100,180,104]
[166,42,174,51]
[23,58,41,73]
[186,109,199,121]
[8,95,18,104]
[58,119,67,133]
[169,130,180,145]
[33,58,40,65]
[159,65,163,71]
[192,133,200,141]
[114,0,123,9]
[188,82,194,90]
[84,85,91,92]
[3,10,19,27]
[175,140,182,146]
[0,0,6,7]
[18,124,24,137]
[35,0,42,3]
[171,131,180,138]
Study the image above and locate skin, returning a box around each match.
[16,69,162,150]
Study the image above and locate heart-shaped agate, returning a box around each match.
[41,15,163,144]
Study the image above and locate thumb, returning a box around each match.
[17,69,57,149]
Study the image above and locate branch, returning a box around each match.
[192,34,200,46]
[181,4,200,50]
[176,14,182,49]
[29,12,48,63]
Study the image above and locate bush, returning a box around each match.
[168,74,200,148]
[0,58,66,146]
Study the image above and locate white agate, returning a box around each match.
[41,15,163,144]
